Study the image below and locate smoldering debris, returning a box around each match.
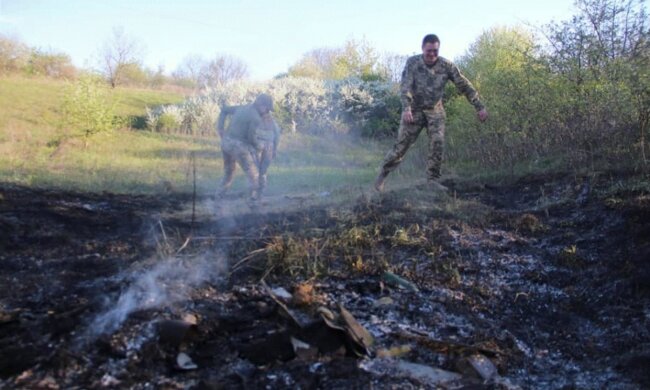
[1,175,649,389]
[86,254,226,338]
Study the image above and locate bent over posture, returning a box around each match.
[375,34,488,192]
[255,112,281,197]
[216,93,274,201]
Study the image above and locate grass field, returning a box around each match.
[0,76,398,196]
[0,76,494,197]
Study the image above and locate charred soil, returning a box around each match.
[0,174,648,389]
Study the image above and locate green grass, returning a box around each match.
[2,75,517,197]
[0,76,192,193]
[3,76,646,198]
[0,76,397,195]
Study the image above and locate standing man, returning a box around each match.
[374,34,488,192]
[216,93,274,201]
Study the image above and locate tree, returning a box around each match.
[332,38,383,81]
[28,49,76,79]
[542,0,649,166]
[0,34,29,74]
[60,75,120,146]
[447,26,550,169]
[287,48,338,79]
[197,54,248,89]
[99,27,144,88]
[172,54,205,89]
[287,38,385,81]
[377,53,408,84]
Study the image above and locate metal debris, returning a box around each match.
[176,352,198,370]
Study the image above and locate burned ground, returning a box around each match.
[0,174,648,389]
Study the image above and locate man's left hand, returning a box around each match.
[477,109,488,122]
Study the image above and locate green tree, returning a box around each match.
[543,0,649,167]
[99,27,144,88]
[27,49,76,79]
[447,26,553,170]
[61,75,120,146]
[288,38,386,81]
[287,48,337,79]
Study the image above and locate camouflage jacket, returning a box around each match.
[255,113,282,151]
[216,104,263,148]
[400,55,484,112]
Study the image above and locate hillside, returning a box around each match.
[0,76,649,389]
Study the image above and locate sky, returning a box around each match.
[0,0,578,80]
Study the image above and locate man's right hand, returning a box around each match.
[402,108,414,124]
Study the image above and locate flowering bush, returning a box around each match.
[145,76,402,138]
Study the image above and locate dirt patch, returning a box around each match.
[0,175,648,389]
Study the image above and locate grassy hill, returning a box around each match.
[0,76,201,193]
[0,76,391,196]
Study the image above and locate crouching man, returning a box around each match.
[216,93,274,201]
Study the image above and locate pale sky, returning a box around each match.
[0,0,578,80]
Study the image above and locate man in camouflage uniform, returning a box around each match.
[374,34,488,192]
[216,93,274,201]
[255,112,282,197]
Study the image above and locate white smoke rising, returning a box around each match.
[88,254,225,337]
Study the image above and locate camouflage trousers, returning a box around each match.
[255,141,275,195]
[219,137,259,198]
[379,104,446,180]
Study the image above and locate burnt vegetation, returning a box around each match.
[1,0,650,388]
[1,172,649,388]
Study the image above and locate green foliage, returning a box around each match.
[445,1,650,176]
[0,34,30,75]
[1,34,76,79]
[538,0,649,169]
[447,26,553,170]
[288,38,387,81]
[26,50,76,79]
[119,63,150,86]
[61,75,121,143]
[155,112,180,133]
[333,79,402,137]
[146,76,404,137]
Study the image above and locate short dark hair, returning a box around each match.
[422,34,440,46]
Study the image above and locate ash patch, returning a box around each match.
[0,175,648,389]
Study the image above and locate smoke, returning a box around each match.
[87,254,225,337]
[83,121,377,339]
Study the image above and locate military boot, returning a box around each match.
[374,172,388,192]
